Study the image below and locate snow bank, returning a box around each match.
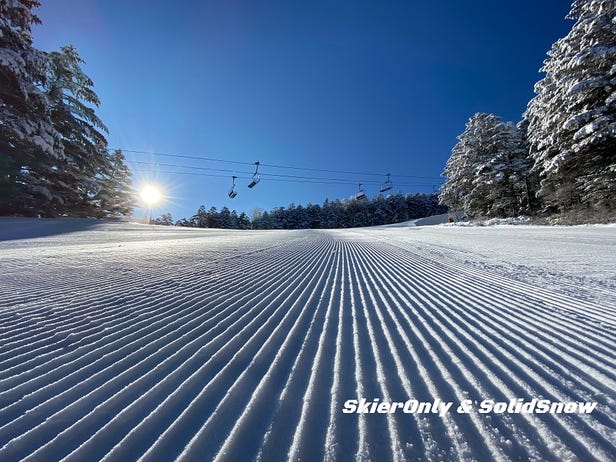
[442,216,533,227]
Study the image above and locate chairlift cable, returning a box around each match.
[127,160,420,184]
[116,148,443,180]
[129,168,440,187]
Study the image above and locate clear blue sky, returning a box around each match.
[32,0,572,221]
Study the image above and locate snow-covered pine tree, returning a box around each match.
[190,205,208,227]
[175,217,192,227]
[252,209,271,229]
[525,0,616,220]
[470,119,532,218]
[440,113,531,218]
[305,203,322,228]
[322,199,342,228]
[386,193,408,223]
[439,115,483,215]
[44,45,113,216]
[461,114,504,217]
[152,212,173,226]
[407,192,447,218]
[1,3,131,217]
[237,211,251,229]
[0,0,63,214]
[516,118,540,213]
[206,206,219,228]
[218,206,235,229]
[371,195,389,225]
[94,149,135,217]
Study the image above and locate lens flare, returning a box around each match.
[140,185,162,206]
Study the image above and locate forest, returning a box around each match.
[154,192,446,229]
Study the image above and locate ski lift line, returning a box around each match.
[129,168,438,187]
[129,168,350,184]
[126,159,446,185]
[256,162,437,180]
[126,159,441,185]
[130,169,250,180]
[130,169,438,187]
[115,148,443,180]
[129,161,434,185]
[118,149,253,166]
[128,160,240,175]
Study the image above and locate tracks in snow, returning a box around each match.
[0,229,614,461]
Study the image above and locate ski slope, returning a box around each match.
[0,219,615,461]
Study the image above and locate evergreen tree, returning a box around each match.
[94,149,135,217]
[175,218,191,227]
[237,211,251,229]
[470,119,531,217]
[0,0,62,214]
[516,118,540,213]
[305,203,322,228]
[372,195,389,225]
[441,113,531,218]
[217,206,235,228]
[387,193,408,222]
[44,45,113,216]
[328,199,344,228]
[439,115,484,214]
[525,0,616,219]
[206,206,219,228]
[269,206,286,229]
[254,210,271,229]
[152,212,173,225]
[1,3,133,217]
[321,199,337,228]
[190,205,207,227]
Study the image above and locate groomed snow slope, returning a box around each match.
[0,219,615,461]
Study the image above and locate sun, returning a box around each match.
[140,184,162,206]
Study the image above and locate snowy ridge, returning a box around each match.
[0,221,615,461]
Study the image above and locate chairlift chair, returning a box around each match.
[380,173,393,193]
[228,176,238,198]
[247,161,261,188]
[355,183,367,200]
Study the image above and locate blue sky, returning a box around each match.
[32,0,572,221]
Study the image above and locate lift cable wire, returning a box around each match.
[127,160,444,185]
[116,148,443,181]
[129,168,440,188]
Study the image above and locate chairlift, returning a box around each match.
[380,173,393,193]
[247,161,260,188]
[228,176,238,198]
[355,183,367,200]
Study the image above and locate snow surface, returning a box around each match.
[0,218,615,461]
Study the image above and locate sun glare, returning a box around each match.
[140,184,162,206]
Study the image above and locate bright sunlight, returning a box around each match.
[140,184,162,206]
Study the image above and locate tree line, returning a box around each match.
[0,1,134,217]
[154,192,446,229]
[439,0,615,223]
